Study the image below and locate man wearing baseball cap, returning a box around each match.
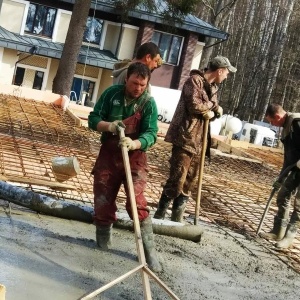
[154,55,236,222]
[207,55,237,73]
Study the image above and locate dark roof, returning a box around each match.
[61,0,228,40]
[0,26,118,69]
[93,0,229,40]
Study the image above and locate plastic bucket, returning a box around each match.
[52,156,80,182]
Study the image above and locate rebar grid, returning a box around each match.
[0,94,299,273]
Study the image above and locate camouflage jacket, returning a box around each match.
[165,70,219,155]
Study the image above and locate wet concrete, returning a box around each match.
[0,206,143,300]
[2,202,300,300]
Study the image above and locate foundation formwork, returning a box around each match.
[0,94,299,273]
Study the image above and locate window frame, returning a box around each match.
[151,31,184,66]
[14,66,45,90]
[24,2,57,39]
[83,17,104,46]
[14,62,48,90]
[70,76,97,106]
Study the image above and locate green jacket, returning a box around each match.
[88,85,158,151]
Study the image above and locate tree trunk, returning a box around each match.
[196,0,240,70]
[52,0,91,96]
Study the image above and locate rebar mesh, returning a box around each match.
[0,94,299,273]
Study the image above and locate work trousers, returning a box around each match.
[277,169,300,225]
[162,145,201,199]
[92,140,149,226]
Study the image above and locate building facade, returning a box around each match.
[0,0,228,106]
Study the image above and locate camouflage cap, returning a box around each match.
[209,56,237,73]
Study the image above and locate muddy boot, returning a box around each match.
[140,216,162,272]
[260,216,288,241]
[171,194,189,223]
[153,193,172,219]
[96,224,112,250]
[275,223,298,249]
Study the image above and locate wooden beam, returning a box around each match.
[0,174,76,191]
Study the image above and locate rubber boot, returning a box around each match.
[140,216,162,272]
[96,224,112,250]
[171,194,189,223]
[153,193,172,220]
[275,223,298,249]
[260,216,288,241]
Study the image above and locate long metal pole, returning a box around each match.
[256,188,276,235]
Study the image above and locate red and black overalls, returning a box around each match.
[92,102,149,226]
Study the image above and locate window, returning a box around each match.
[151,31,183,65]
[25,3,57,38]
[70,78,95,106]
[14,67,25,86]
[14,67,44,90]
[83,17,103,44]
[32,71,44,90]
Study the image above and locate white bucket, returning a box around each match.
[51,156,80,182]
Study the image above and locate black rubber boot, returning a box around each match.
[171,194,189,223]
[153,193,172,220]
[140,216,162,272]
[260,216,288,241]
[275,223,298,249]
[96,224,112,250]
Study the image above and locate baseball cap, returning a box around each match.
[209,56,237,73]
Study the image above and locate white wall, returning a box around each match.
[117,25,139,60]
[151,86,181,123]
[0,0,27,33]
[190,42,204,70]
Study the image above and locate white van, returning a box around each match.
[240,123,276,146]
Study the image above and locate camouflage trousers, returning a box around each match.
[277,169,300,225]
[162,145,201,199]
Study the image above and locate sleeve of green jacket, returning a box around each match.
[139,97,158,151]
[88,87,120,131]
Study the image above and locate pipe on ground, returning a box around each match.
[0,181,203,243]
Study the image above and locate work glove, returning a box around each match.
[203,111,215,120]
[119,137,137,151]
[108,120,125,134]
[215,106,223,119]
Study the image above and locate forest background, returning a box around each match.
[196,0,299,122]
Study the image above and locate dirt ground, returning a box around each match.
[1,202,300,300]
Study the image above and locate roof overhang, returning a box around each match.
[60,0,228,40]
[0,26,118,69]
[94,0,229,41]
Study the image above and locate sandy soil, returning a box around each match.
[1,203,300,300]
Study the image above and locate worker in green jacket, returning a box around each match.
[88,62,161,272]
